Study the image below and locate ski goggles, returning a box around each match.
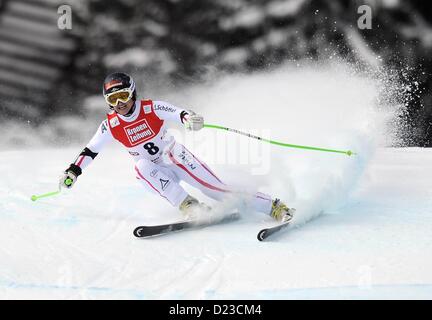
[104,89,133,107]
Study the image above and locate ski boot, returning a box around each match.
[179,195,211,220]
[270,198,295,223]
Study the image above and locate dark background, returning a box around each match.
[0,0,430,145]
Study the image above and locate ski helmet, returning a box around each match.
[103,72,137,108]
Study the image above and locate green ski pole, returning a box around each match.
[31,178,73,202]
[203,124,356,156]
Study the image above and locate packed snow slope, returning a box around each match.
[1,62,431,299]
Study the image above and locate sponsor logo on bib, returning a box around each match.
[144,105,152,114]
[109,116,120,128]
[123,119,155,146]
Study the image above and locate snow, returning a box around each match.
[219,47,250,66]
[266,0,306,18]
[219,7,265,30]
[104,48,153,68]
[1,62,431,299]
[1,147,431,299]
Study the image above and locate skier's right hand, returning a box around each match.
[59,171,77,189]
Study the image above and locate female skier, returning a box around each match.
[59,72,295,222]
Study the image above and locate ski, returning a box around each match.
[257,220,291,241]
[133,211,240,238]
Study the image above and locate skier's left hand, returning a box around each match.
[184,111,204,131]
